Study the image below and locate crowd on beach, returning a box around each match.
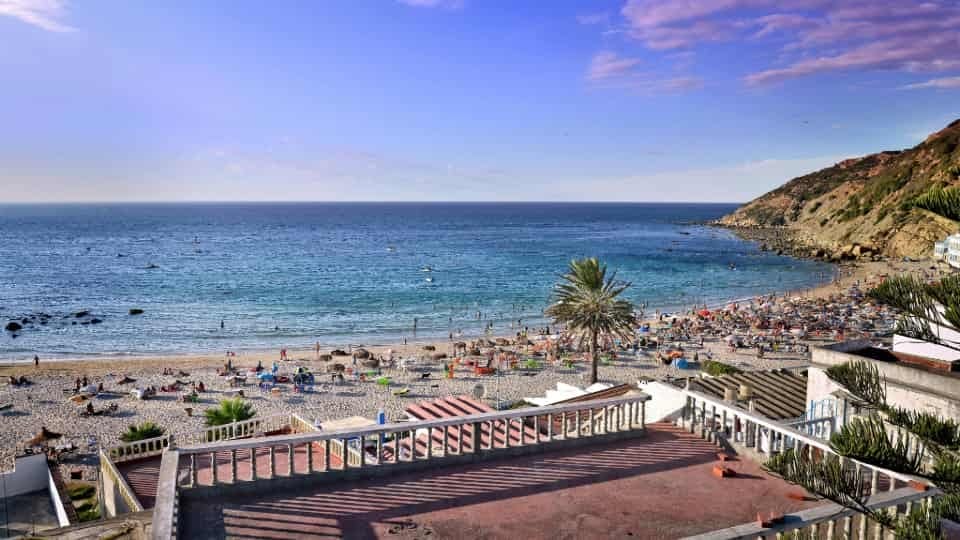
[0,259,943,479]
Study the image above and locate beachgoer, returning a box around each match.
[220,319,224,330]
[34,355,39,367]
[75,378,81,393]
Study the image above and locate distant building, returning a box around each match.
[935,232,960,269]
[809,340,960,421]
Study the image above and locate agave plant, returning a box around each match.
[204,397,256,427]
[119,421,165,443]
[545,257,636,384]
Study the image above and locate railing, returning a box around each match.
[785,416,835,440]
[289,413,319,434]
[109,434,174,463]
[108,414,293,463]
[684,486,940,539]
[172,394,649,489]
[177,413,289,446]
[679,389,930,538]
[99,448,145,514]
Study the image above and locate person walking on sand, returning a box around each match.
[34,355,39,367]
[315,341,320,359]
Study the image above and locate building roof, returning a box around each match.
[677,370,808,420]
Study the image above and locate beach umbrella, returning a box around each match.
[28,427,62,446]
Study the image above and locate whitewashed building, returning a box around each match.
[935,232,960,268]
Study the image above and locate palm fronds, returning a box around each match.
[119,422,165,443]
[545,257,636,383]
[869,275,960,351]
[204,397,256,427]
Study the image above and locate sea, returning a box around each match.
[0,203,835,361]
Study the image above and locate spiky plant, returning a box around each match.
[870,274,960,353]
[204,397,256,427]
[119,422,165,443]
[545,257,636,384]
[764,361,960,538]
[913,186,960,221]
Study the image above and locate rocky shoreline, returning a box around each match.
[712,222,889,263]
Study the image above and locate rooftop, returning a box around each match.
[675,370,808,420]
[177,423,820,539]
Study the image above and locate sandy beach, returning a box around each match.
[0,258,944,475]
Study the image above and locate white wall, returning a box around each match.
[47,468,71,527]
[0,453,49,498]
[638,380,687,423]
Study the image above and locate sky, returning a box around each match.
[0,0,958,203]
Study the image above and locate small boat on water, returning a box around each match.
[387,246,396,253]
[425,277,434,283]
[421,266,433,272]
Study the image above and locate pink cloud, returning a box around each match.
[612,0,960,85]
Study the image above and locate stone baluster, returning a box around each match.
[547,413,554,440]
[640,400,646,430]
[341,438,347,467]
[189,454,197,487]
[575,410,581,438]
[230,449,238,482]
[472,422,481,454]
[826,518,835,539]
[288,444,295,475]
[533,414,540,442]
[251,448,258,480]
[210,452,218,485]
[268,446,275,477]
[306,441,314,473]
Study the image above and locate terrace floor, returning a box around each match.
[178,423,822,539]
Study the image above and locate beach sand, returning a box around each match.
[0,257,944,474]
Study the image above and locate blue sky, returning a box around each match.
[0,0,958,202]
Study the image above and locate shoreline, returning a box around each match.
[1,257,907,377]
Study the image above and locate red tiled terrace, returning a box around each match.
[178,423,822,539]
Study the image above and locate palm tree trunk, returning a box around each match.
[589,330,599,384]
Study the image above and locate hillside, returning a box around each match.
[719,119,960,259]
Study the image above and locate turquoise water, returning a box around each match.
[0,203,833,359]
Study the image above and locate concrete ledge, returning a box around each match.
[181,428,645,502]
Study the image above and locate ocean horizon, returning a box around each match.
[0,202,834,360]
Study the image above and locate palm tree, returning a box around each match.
[119,421,165,443]
[545,257,637,384]
[204,397,256,427]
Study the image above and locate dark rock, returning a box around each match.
[129,308,144,315]
[90,318,103,324]
[74,311,90,318]
[5,321,22,332]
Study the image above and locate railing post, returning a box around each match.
[287,444,294,475]
[575,410,581,438]
[588,409,595,437]
[268,445,275,477]
[472,422,481,453]
[710,405,717,443]
[721,409,728,443]
[826,518,835,539]
[640,400,645,430]
[700,401,707,439]
[230,449,238,483]
[251,448,258,480]
[843,515,852,538]
[533,414,540,442]
[325,440,332,469]
[189,454,197,487]
[307,441,314,473]
[210,452,218,485]
[340,438,347,467]
[688,398,696,433]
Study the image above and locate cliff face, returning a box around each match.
[719,119,960,259]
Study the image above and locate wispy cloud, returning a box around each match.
[0,0,74,32]
[586,50,702,94]
[587,50,642,81]
[576,11,610,25]
[611,0,960,86]
[902,76,960,90]
[396,0,463,9]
